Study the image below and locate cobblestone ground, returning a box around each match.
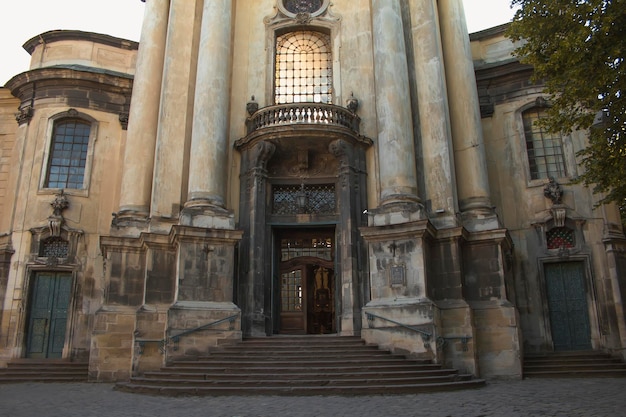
[1,378,625,417]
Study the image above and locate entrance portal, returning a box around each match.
[545,262,592,351]
[26,272,72,358]
[277,229,335,334]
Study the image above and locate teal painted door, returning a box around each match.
[26,273,72,358]
[545,262,592,351]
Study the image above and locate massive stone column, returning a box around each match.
[370,0,420,208]
[118,0,170,221]
[409,0,457,227]
[150,0,198,224]
[185,0,233,213]
[438,0,495,227]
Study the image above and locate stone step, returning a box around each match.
[127,373,474,388]
[115,379,486,397]
[524,363,626,372]
[119,335,484,396]
[523,369,626,378]
[143,368,459,380]
[0,360,88,384]
[523,351,626,378]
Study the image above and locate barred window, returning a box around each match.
[275,31,332,104]
[523,108,567,180]
[45,119,90,189]
[40,237,69,258]
[547,227,575,250]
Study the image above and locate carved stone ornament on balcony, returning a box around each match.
[346,92,359,114]
[15,106,33,125]
[49,190,70,237]
[246,96,259,116]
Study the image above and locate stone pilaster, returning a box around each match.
[118,0,170,221]
[237,141,275,337]
[409,0,457,227]
[438,0,496,229]
[463,229,522,378]
[185,0,233,213]
[371,0,420,206]
[329,139,368,335]
[150,0,198,222]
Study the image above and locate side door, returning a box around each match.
[545,262,592,351]
[26,272,72,358]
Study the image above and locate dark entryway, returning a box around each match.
[276,229,335,334]
[545,262,592,351]
[26,272,72,358]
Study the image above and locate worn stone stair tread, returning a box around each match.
[128,375,470,387]
[115,379,486,396]
[143,369,458,380]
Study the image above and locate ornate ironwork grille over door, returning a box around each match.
[272,184,336,215]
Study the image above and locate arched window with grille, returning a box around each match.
[274,30,332,104]
[44,118,91,189]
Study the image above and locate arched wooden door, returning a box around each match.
[277,230,335,334]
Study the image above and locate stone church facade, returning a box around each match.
[0,0,625,382]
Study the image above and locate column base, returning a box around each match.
[366,201,426,227]
[179,204,235,229]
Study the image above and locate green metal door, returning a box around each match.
[545,262,592,351]
[26,273,72,358]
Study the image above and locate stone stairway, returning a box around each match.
[116,336,485,396]
[523,351,626,378]
[0,359,89,383]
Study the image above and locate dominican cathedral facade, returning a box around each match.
[1,0,625,382]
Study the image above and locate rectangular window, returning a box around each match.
[523,108,567,180]
[45,120,90,189]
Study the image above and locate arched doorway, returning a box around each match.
[276,229,335,334]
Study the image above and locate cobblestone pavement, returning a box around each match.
[1,378,625,417]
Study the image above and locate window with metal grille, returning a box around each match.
[272,184,336,215]
[523,108,567,180]
[45,119,90,189]
[547,227,575,250]
[40,237,69,258]
[275,31,332,104]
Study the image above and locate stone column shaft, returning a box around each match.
[118,0,170,218]
[439,0,493,214]
[186,0,233,208]
[150,0,198,219]
[371,0,419,205]
[410,0,457,219]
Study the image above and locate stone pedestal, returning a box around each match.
[164,225,243,361]
[361,210,439,361]
[89,306,136,382]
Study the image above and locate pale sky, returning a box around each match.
[0,0,517,86]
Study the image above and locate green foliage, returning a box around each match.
[507,0,626,223]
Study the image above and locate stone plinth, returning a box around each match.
[89,306,136,382]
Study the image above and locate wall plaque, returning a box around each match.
[390,264,406,286]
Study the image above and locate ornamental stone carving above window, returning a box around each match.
[278,0,329,18]
[283,0,323,14]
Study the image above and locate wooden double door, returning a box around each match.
[277,230,335,334]
[26,272,72,358]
